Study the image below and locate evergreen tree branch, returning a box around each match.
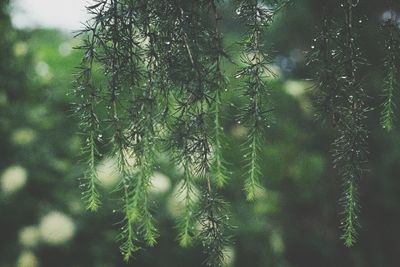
[310,1,368,247]
[337,0,367,247]
[244,131,262,200]
[209,0,230,188]
[75,0,109,212]
[172,2,230,265]
[198,190,231,267]
[381,16,400,131]
[235,0,288,200]
[177,159,198,247]
[308,9,341,124]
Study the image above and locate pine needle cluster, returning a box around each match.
[74,0,259,265]
[235,0,291,201]
[75,0,398,261]
[381,7,400,131]
[309,0,368,247]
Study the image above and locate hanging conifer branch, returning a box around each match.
[309,8,341,125]
[177,159,198,247]
[207,0,230,188]
[75,0,161,260]
[162,1,204,248]
[198,190,231,267]
[335,0,368,247]
[75,5,104,211]
[235,0,290,200]
[171,2,230,264]
[310,0,368,247]
[106,0,142,259]
[381,7,400,131]
[120,0,164,249]
[115,148,140,261]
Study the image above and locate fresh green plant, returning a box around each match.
[381,9,400,131]
[309,0,368,247]
[74,0,400,265]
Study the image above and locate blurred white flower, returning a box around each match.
[58,42,72,57]
[270,230,285,254]
[14,41,28,57]
[11,128,37,145]
[35,61,49,77]
[68,199,85,215]
[19,226,40,248]
[96,157,121,189]
[17,251,39,267]
[1,165,27,194]
[150,172,171,194]
[283,80,313,115]
[39,211,75,245]
[284,80,307,97]
[230,125,248,139]
[0,91,7,106]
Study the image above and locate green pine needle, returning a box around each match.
[340,179,359,247]
[381,67,396,132]
[197,191,231,267]
[139,161,159,246]
[177,162,198,247]
[213,91,229,188]
[381,20,400,132]
[244,133,263,201]
[178,202,197,248]
[120,183,140,262]
[82,133,101,211]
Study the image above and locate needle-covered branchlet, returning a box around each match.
[235,0,291,200]
[310,1,368,247]
[381,8,400,131]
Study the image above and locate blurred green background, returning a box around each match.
[1,0,400,266]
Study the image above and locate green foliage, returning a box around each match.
[235,0,290,200]
[75,29,102,211]
[74,0,234,264]
[197,192,231,267]
[176,160,198,247]
[381,16,400,131]
[69,0,400,263]
[309,0,368,246]
[308,9,340,125]
[5,1,400,265]
[72,0,398,259]
[74,0,292,264]
[210,0,230,189]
